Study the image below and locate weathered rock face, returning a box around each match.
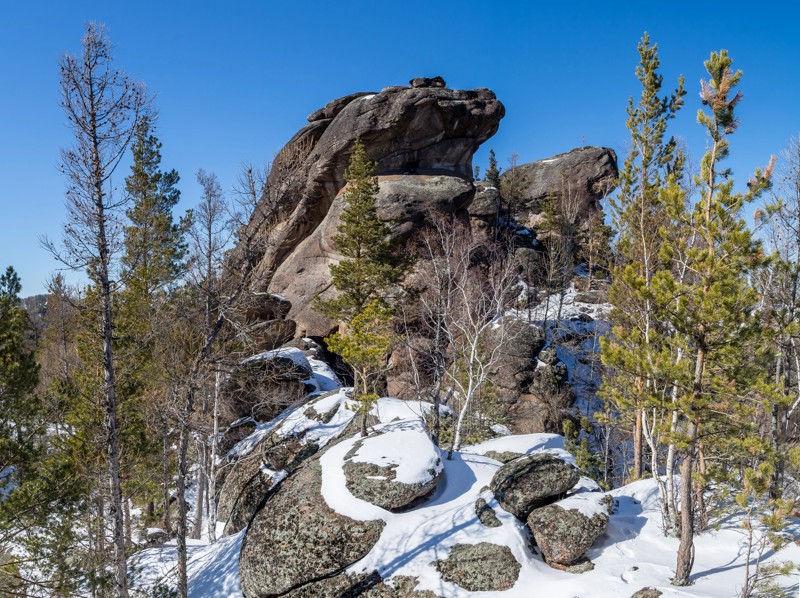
[499,146,618,231]
[239,459,385,596]
[433,543,521,592]
[342,422,443,511]
[527,494,612,566]
[486,318,546,404]
[238,82,504,337]
[489,454,580,520]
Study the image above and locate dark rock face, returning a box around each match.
[283,572,438,597]
[221,351,313,421]
[527,500,611,566]
[239,459,385,596]
[409,76,446,88]
[489,454,580,520]
[237,82,504,336]
[486,318,546,404]
[499,146,618,230]
[433,543,520,591]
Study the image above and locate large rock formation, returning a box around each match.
[240,78,505,336]
[499,146,618,232]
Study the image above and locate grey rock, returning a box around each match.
[499,146,618,231]
[527,496,612,566]
[484,450,526,464]
[433,543,520,592]
[343,430,442,511]
[475,497,502,528]
[631,588,663,598]
[485,317,546,404]
[233,82,504,336]
[239,459,385,596]
[409,76,447,88]
[490,454,580,519]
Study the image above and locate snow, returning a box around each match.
[374,396,433,423]
[308,356,340,391]
[348,418,442,486]
[275,387,358,447]
[241,346,310,370]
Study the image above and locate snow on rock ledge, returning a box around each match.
[343,418,443,511]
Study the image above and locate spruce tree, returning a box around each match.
[314,138,406,322]
[485,149,501,189]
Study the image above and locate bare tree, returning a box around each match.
[43,22,147,597]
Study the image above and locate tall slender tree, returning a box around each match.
[601,32,685,488]
[44,22,147,597]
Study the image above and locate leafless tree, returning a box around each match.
[43,22,147,597]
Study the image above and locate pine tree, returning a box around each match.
[314,138,407,322]
[485,149,501,189]
[601,32,686,489]
[314,138,408,433]
[661,49,775,586]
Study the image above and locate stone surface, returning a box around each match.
[271,175,474,336]
[233,82,504,336]
[631,588,663,598]
[490,454,580,520]
[499,146,618,232]
[527,496,612,566]
[486,318,546,404]
[475,497,502,528]
[239,459,385,596]
[433,542,520,592]
[343,424,443,511]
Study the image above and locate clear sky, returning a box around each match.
[1,1,798,295]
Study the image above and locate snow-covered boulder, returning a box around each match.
[218,389,359,536]
[527,491,613,567]
[343,419,443,511]
[239,459,385,596]
[490,453,580,520]
[432,542,521,592]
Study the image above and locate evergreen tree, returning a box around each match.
[485,149,501,189]
[660,50,775,586]
[314,138,408,433]
[601,32,685,493]
[314,138,407,323]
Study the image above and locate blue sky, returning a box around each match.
[1,1,798,294]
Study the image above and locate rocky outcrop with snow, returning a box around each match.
[489,453,580,520]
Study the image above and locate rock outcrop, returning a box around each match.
[489,454,580,520]
[343,420,443,511]
[238,81,504,336]
[433,543,521,592]
[527,493,612,567]
[239,459,385,596]
[499,146,618,232]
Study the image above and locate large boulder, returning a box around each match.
[499,146,618,232]
[235,82,504,337]
[489,454,580,520]
[239,459,385,596]
[432,543,520,592]
[221,347,314,421]
[527,492,612,567]
[342,420,443,511]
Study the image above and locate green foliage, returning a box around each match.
[485,149,501,189]
[313,138,407,323]
[563,417,606,486]
[326,300,394,424]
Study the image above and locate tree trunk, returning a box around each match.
[191,441,206,540]
[207,371,221,542]
[162,416,172,534]
[633,407,643,481]
[674,419,697,585]
[176,385,195,598]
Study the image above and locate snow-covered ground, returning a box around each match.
[131,400,800,597]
